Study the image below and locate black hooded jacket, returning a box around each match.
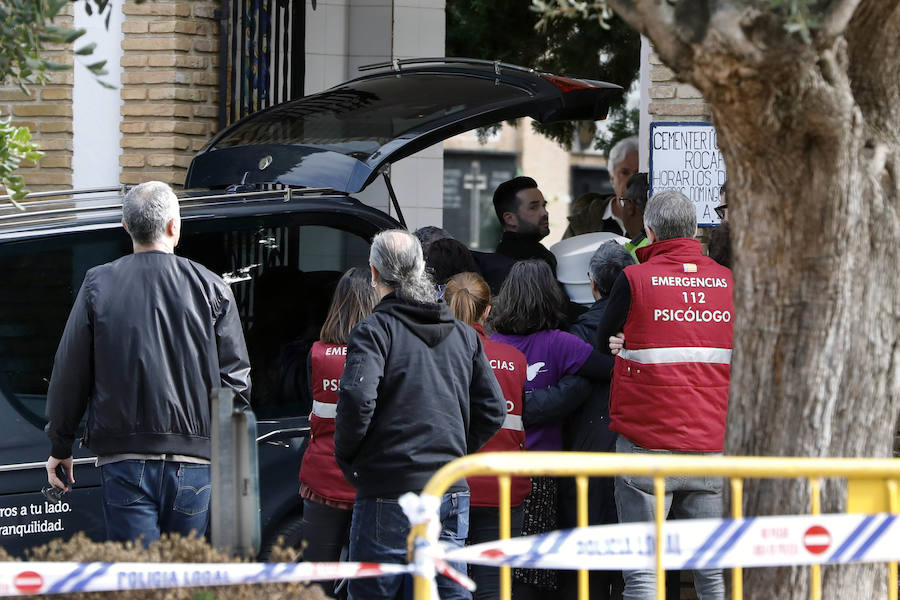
[334,294,506,499]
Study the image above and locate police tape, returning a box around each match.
[0,558,478,598]
[0,561,415,596]
[443,512,899,571]
[2,512,895,595]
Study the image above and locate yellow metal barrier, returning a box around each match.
[409,452,900,600]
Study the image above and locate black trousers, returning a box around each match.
[301,498,353,597]
[468,505,525,600]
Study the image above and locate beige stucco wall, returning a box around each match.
[305,0,447,231]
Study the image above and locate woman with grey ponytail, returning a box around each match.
[368,229,435,303]
[334,229,506,600]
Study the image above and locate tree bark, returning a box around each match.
[606,1,900,598]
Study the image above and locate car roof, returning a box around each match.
[185,57,622,193]
[0,187,400,243]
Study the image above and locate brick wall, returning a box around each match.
[0,5,75,192]
[119,0,220,187]
[647,51,710,121]
[1,1,221,194]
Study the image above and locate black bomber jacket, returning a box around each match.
[334,294,506,499]
[45,251,251,460]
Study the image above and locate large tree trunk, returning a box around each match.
[607,1,900,598]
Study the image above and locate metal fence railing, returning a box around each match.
[408,452,900,600]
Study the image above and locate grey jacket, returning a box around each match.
[46,251,251,460]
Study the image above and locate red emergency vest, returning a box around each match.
[610,238,733,452]
[468,324,531,507]
[298,341,357,503]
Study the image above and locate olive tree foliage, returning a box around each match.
[0,0,114,204]
[537,1,900,598]
[446,0,641,150]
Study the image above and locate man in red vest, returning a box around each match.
[598,189,733,600]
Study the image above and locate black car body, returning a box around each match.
[0,188,400,556]
[0,58,620,557]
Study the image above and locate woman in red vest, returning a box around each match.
[298,267,377,583]
[444,271,529,600]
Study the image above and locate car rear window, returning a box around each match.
[0,215,372,426]
[209,73,532,158]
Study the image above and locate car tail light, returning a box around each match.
[543,74,596,92]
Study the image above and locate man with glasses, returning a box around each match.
[714,181,728,222]
[619,173,651,262]
[563,136,639,238]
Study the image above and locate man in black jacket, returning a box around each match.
[335,229,505,600]
[492,176,557,275]
[45,181,251,545]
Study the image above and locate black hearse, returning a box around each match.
[0,58,620,556]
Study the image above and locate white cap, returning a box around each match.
[550,232,630,305]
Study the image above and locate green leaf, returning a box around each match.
[64,27,88,43]
[47,0,69,14]
[43,61,71,71]
[75,42,97,55]
[0,116,43,204]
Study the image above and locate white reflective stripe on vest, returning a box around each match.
[618,347,732,365]
[312,400,337,419]
[502,413,524,431]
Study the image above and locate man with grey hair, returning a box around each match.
[335,229,505,600]
[45,181,251,545]
[563,135,639,238]
[598,190,733,600]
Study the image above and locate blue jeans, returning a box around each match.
[100,460,210,546]
[348,492,470,600]
[614,436,724,600]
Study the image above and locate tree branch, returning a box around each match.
[818,0,863,42]
[604,0,699,73]
[845,0,900,136]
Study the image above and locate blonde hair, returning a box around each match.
[444,272,491,326]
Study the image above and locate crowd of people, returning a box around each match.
[44,133,733,600]
[316,143,729,600]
